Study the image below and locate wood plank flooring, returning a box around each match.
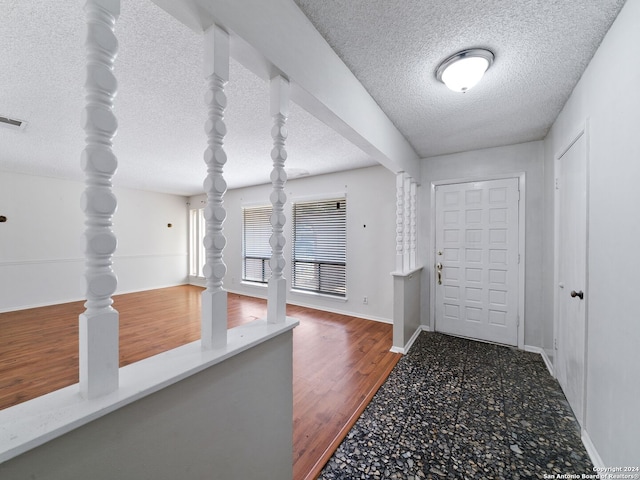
[0,285,399,479]
[287,302,400,480]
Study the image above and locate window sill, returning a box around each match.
[0,317,298,463]
[240,280,268,288]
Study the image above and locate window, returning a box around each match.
[242,205,272,283]
[189,207,205,277]
[292,197,347,297]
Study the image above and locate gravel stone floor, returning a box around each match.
[319,332,592,479]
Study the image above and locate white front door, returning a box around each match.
[434,178,520,346]
[556,132,588,427]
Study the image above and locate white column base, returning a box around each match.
[79,310,119,399]
[267,277,287,324]
[201,289,228,349]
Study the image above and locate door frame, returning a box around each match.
[429,173,526,349]
[553,120,590,427]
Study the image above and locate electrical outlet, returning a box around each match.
[363,296,368,304]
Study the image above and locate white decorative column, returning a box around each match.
[201,25,229,349]
[267,76,290,324]
[392,174,422,353]
[410,180,417,269]
[79,0,120,399]
[395,172,405,272]
[403,174,411,272]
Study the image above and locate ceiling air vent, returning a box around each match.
[0,115,27,131]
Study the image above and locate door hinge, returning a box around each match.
[555,178,560,190]
[517,316,520,327]
[554,338,558,350]
[518,254,521,264]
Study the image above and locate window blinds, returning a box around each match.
[242,205,272,283]
[292,197,347,297]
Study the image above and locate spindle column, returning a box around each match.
[403,174,412,272]
[79,0,120,399]
[267,76,290,324]
[409,179,417,269]
[396,172,419,273]
[395,172,405,272]
[201,25,229,349]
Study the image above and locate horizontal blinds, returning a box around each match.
[293,198,346,297]
[243,205,272,283]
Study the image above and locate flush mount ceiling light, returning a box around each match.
[436,48,494,93]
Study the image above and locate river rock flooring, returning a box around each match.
[319,332,592,479]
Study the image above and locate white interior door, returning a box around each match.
[434,178,520,346]
[556,132,588,427]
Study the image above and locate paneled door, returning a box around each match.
[434,178,520,346]
[556,131,588,427]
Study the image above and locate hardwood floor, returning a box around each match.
[288,303,400,480]
[0,285,399,479]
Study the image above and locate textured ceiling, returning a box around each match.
[294,0,626,158]
[0,0,627,195]
[0,0,375,196]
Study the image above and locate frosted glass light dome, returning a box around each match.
[436,49,494,93]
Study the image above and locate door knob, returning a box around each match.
[570,290,584,300]
[436,263,442,285]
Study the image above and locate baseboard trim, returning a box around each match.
[0,283,189,313]
[582,428,605,468]
[523,345,554,376]
[225,286,268,300]
[404,325,425,354]
[225,287,393,325]
[0,297,84,314]
[288,300,392,325]
[114,282,190,298]
[390,325,429,354]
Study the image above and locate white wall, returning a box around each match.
[544,0,640,465]
[392,270,422,350]
[0,172,189,311]
[0,330,294,480]
[191,165,397,323]
[419,141,546,348]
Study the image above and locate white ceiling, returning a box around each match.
[293,0,626,158]
[0,0,375,196]
[0,0,626,196]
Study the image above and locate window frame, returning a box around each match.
[291,196,347,298]
[189,207,206,278]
